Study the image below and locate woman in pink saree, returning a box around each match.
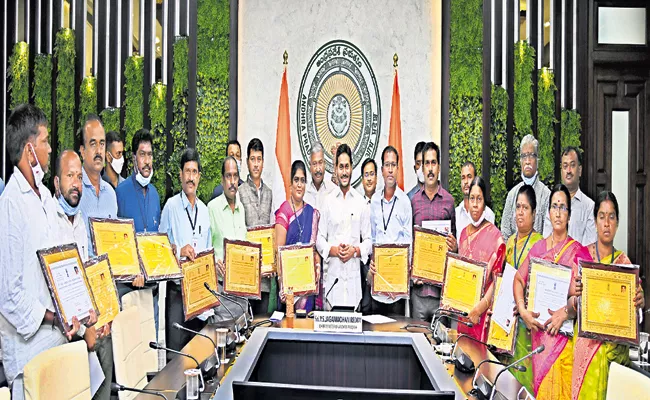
[513,184,591,400]
[457,176,506,342]
[572,191,644,400]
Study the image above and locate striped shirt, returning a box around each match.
[79,167,118,256]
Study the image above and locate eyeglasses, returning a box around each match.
[551,204,569,213]
[364,171,376,178]
[520,152,538,160]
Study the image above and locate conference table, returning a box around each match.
[137,315,523,399]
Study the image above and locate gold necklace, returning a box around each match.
[551,234,568,261]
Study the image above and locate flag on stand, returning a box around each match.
[272,54,292,212]
[388,64,404,190]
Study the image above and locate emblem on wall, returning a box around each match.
[297,40,381,186]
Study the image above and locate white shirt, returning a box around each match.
[316,187,372,308]
[304,178,334,213]
[542,188,596,246]
[0,167,67,386]
[53,198,89,262]
[455,202,496,237]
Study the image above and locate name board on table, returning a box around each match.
[313,311,363,333]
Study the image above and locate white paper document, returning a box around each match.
[88,351,105,397]
[532,271,573,334]
[421,220,451,235]
[493,263,517,331]
[362,315,396,324]
[270,311,285,322]
[50,258,93,322]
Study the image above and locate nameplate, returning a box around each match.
[313,312,363,333]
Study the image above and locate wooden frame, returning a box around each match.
[223,238,262,299]
[180,249,221,321]
[246,224,277,277]
[440,252,487,315]
[135,232,183,281]
[89,217,144,281]
[277,243,318,298]
[83,253,121,327]
[371,243,411,300]
[411,226,449,286]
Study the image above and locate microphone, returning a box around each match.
[173,322,219,350]
[325,278,339,310]
[451,334,497,373]
[471,360,526,400]
[111,383,168,400]
[430,308,469,330]
[211,289,249,331]
[488,345,544,400]
[149,341,200,368]
[203,283,236,322]
[219,289,254,324]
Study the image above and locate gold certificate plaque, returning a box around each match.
[84,254,121,327]
[411,226,448,285]
[37,244,99,334]
[246,224,276,276]
[180,249,220,321]
[223,239,262,299]
[372,244,410,298]
[440,253,486,314]
[89,218,143,281]
[278,244,317,297]
[486,276,517,354]
[578,260,639,346]
[136,233,182,281]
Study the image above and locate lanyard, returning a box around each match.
[513,232,532,270]
[595,244,615,263]
[132,177,148,231]
[381,195,397,232]
[185,204,198,233]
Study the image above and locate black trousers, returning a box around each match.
[370,298,406,316]
[165,281,206,356]
[249,291,270,316]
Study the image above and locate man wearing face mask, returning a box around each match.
[407,141,426,200]
[101,131,125,189]
[455,161,495,235]
[52,150,112,400]
[211,140,244,200]
[0,105,90,400]
[500,134,551,240]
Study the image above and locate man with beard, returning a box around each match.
[455,161,495,235]
[304,142,334,212]
[542,146,595,244]
[407,141,426,200]
[77,114,117,400]
[211,140,244,200]
[101,131,125,189]
[159,148,213,352]
[317,144,372,310]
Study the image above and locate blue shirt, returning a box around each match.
[79,167,118,256]
[0,178,5,195]
[159,191,212,257]
[116,173,161,233]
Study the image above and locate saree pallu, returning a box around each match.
[457,222,506,342]
[275,201,320,312]
[572,249,632,400]
[502,231,543,394]
[518,238,592,400]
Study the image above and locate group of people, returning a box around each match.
[0,103,644,400]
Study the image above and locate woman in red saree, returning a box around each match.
[457,176,506,342]
[513,184,591,400]
[572,191,644,400]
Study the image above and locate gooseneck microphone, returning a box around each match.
[149,341,200,368]
[325,278,339,310]
[471,359,526,400]
[204,282,236,322]
[173,322,218,349]
[110,383,168,400]
[450,334,497,373]
[488,345,545,400]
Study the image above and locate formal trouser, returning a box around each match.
[166,282,206,355]
[359,261,372,314]
[92,336,113,400]
[410,292,440,322]
[250,291,270,316]
[370,298,406,316]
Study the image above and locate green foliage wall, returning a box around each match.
[197,0,230,84]
[33,54,53,129]
[124,55,144,155]
[8,42,29,110]
[149,83,167,202]
[490,85,508,222]
[449,97,483,203]
[169,37,189,195]
[55,29,76,152]
[513,40,535,178]
[561,109,582,152]
[79,76,97,125]
[100,107,121,134]
[537,68,557,184]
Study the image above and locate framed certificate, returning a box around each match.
[84,254,121,327]
[411,226,448,286]
[486,275,518,355]
[89,218,143,281]
[246,224,276,276]
[277,244,318,298]
[36,244,99,334]
[526,258,573,336]
[440,253,487,314]
[180,249,221,321]
[223,239,262,299]
[135,233,182,281]
[578,260,639,346]
[371,244,410,299]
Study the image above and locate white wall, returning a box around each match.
[238,0,441,192]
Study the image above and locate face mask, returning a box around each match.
[471,213,486,227]
[416,168,424,184]
[28,143,44,187]
[110,155,124,174]
[522,171,538,186]
[136,167,153,187]
[58,192,81,216]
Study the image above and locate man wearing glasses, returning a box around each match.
[500,134,551,240]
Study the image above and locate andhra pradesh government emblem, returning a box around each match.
[297,40,381,186]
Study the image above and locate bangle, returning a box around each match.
[564,306,568,315]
